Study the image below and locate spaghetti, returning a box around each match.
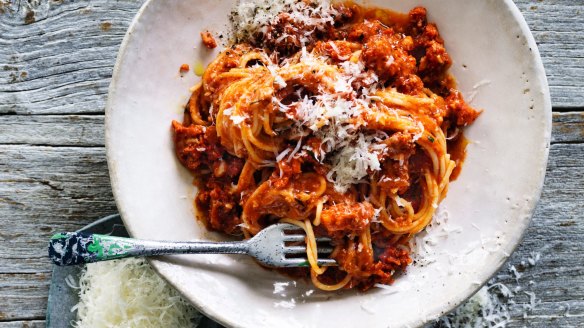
[172,1,480,291]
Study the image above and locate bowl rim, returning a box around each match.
[105,0,552,326]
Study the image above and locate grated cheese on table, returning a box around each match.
[71,258,200,328]
[434,284,511,328]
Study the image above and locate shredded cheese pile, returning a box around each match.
[268,48,387,192]
[229,0,338,44]
[71,258,200,328]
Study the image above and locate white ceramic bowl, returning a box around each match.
[106,0,551,327]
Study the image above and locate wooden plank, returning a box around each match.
[0,145,117,273]
[0,321,45,328]
[0,0,145,115]
[552,112,584,144]
[0,115,104,146]
[0,273,50,322]
[0,0,583,115]
[514,0,584,108]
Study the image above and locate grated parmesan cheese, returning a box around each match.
[326,133,384,193]
[467,79,492,103]
[271,54,385,192]
[273,281,290,295]
[274,299,296,309]
[230,115,246,124]
[526,251,541,266]
[72,258,200,328]
[230,0,338,45]
[433,284,511,328]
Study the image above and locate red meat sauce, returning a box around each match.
[255,3,479,125]
[200,31,218,49]
[172,121,244,234]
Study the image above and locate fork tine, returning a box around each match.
[283,258,337,267]
[316,258,337,266]
[317,246,334,254]
[280,224,303,232]
[249,224,339,267]
[284,246,306,254]
[284,246,334,254]
[278,224,332,242]
[282,234,305,242]
[282,235,333,243]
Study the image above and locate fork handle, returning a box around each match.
[48,232,249,266]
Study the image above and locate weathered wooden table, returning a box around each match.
[0,1,582,327]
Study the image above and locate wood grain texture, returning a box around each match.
[0,145,117,273]
[0,115,104,146]
[0,321,45,328]
[514,0,584,108]
[0,273,50,321]
[552,112,584,144]
[0,0,583,326]
[0,0,144,115]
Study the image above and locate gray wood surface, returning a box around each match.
[0,0,583,327]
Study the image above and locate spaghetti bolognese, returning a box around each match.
[172,0,480,291]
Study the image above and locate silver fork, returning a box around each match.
[48,223,336,267]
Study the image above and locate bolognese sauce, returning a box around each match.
[172,1,480,291]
